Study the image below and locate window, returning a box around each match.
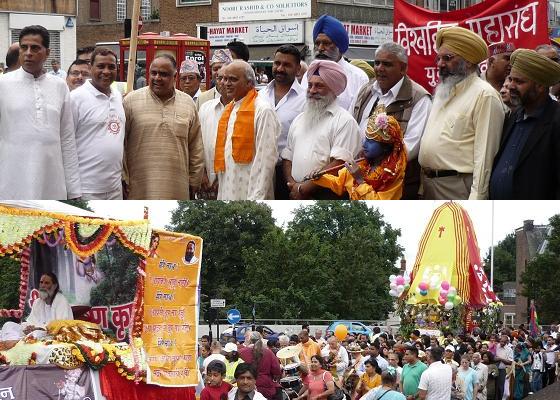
[117,0,126,22]
[90,0,100,20]
[141,0,151,20]
[504,313,515,327]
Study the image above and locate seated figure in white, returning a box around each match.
[0,272,73,343]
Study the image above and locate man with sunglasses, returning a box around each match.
[418,26,504,200]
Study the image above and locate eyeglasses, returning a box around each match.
[180,75,199,82]
[69,71,90,77]
[436,54,456,63]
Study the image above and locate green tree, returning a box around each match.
[484,233,516,293]
[89,243,140,306]
[239,202,402,320]
[521,215,560,324]
[0,256,21,325]
[61,200,93,212]
[167,201,279,310]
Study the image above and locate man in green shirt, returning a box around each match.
[401,346,428,400]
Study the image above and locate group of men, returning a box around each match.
[2,16,560,200]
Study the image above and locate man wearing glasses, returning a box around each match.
[418,26,504,200]
[66,59,91,91]
[179,59,203,102]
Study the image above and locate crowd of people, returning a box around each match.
[196,324,560,400]
[1,15,560,200]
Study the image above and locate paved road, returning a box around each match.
[530,381,560,399]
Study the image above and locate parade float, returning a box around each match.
[389,202,503,337]
[0,201,202,400]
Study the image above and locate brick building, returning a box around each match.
[76,0,394,64]
[499,220,550,327]
[0,0,78,71]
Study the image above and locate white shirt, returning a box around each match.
[49,69,67,79]
[25,292,73,328]
[0,68,81,199]
[259,79,306,159]
[192,88,202,103]
[321,344,349,374]
[281,102,361,182]
[545,344,557,365]
[417,361,452,400]
[199,98,226,184]
[71,80,125,193]
[227,388,267,400]
[216,94,280,200]
[495,344,513,369]
[472,362,488,400]
[352,77,432,159]
[301,58,369,111]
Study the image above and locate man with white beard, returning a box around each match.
[0,272,73,344]
[418,26,504,200]
[281,60,362,199]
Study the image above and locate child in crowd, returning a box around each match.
[200,360,233,400]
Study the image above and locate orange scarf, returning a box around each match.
[214,88,258,173]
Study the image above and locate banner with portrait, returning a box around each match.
[142,231,202,387]
[393,0,549,92]
[26,237,142,342]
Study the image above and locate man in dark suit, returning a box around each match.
[490,49,560,199]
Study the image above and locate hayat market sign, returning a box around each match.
[219,0,311,22]
[344,22,393,46]
[205,21,304,45]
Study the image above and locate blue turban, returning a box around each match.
[313,15,349,54]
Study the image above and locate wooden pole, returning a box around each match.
[126,0,142,93]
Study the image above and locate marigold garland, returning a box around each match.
[71,342,110,370]
[64,221,115,259]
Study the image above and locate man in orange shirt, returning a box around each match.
[298,330,322,368]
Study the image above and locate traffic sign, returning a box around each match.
[210,299,226,308]
[227,308,241,324]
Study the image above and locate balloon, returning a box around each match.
[454,295,462,305]
[440,289,448,298]
[404,283,410,290]
[396,276,405,286]
[334,324,348,341]
[420,289,428,296]
[390,282,397,290]
[447,293,455,302]
[397,285,405,294]
[448,287,457,296]
[441,281,450,290]
[418,282,428,291]
[438,296,446,305]
[404,275,411,284]
[389,289,398,297]
[389,275,397,283]
[445,301,454,310]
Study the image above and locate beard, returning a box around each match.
[38,287,55,301]
[303,93,337,129]
[184,251,194,262]
[314,47,341,62]
[434,60,471,106]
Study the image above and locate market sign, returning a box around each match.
[343,22,393,46]
[219,0,311,22]
[205,21,304,45]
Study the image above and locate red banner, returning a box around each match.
[393,0,549,92]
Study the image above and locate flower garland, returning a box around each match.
[129,259,147,383]
[0,221,63,257]
[64,221,114,259]
[71,342,110,370]
[113,227,150,258]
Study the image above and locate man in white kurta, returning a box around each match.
[0,68,81,199]
[216,61,280,200]
[281,60,362,200]
[0,27,81,200]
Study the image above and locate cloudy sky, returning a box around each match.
[88,200,559,272]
